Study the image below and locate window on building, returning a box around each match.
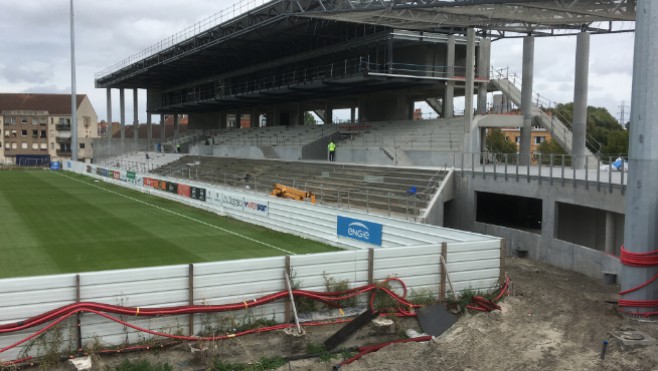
[21,130,27,137]
[515,137,520,143]
[39,117,47,124]
[12,142,18,149]
[40,130,46,138]
[32,143,38,150]
[21,142,28,149]
[32,130,38,138]
[84,116,90,128]
[11,130,17,137]
[4,142,9,150]
[6,117,16,124]
[534,136,545,145]
[59,118,70,126]
[79,143,86,149]
[40,143,47,150]
[21,117,27,124]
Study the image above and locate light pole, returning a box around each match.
[70,0,78,161]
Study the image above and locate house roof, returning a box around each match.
[0,93,86,115]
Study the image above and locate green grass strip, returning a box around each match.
[0,170,338,278]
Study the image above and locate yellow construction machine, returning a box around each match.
[271,183,316,204]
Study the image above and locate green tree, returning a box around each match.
[537,138,566,155]
[549,103,627,157]
[602,130,629,157]
[486,129,517,153]
[304,111,316,125]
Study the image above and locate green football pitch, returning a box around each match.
[0,170,339,279]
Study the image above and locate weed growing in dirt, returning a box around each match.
[323,272,356,308]
[288,268,319,313]
[448,287,497,313]
[112,359,174,371]
[372,278,401,313]
[18,322,68,370]
[213,356,286,370]
[408,288,436,306]
[305,342,332,361]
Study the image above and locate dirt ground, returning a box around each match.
[46,257,658,370]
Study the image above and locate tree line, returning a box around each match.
[486,103,629,158]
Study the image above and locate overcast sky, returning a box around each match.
[0,0,635,124]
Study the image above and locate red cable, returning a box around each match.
[618,245,658,317]
[338,336,433,367]
[620,245,658,267]
[465,274,510,312]
[0,279,423,360]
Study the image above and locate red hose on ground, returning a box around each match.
[465,274,510,312]
[337,335,433,367]
[618,245,658,317]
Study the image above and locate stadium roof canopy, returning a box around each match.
[95,0,635,89]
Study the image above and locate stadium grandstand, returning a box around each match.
[5,0,658,366]
[91,0,638,280]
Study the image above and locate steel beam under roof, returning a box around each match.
[95,0,635,89]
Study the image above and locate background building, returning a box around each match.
[0,93,99,164]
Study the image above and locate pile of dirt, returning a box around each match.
[45,258,658,370]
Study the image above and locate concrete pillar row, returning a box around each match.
[173,114,179,140]
[133,89,139,145]
[443,35,456,119]
[160,115,165,144]
[146,113,152,150]
[572,31,590,169]
[519,35,535,166]
[106,88,112,144]
[119,88,126,145]
[621,0,658,316]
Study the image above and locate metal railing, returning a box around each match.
[456,151,627,193]
[490,66,605,156]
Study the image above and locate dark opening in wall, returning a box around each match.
[476,192,542,233]
[556,202,624,254]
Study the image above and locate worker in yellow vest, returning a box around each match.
[328,140,336,162]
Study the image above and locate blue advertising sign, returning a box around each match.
[337,216,383,246]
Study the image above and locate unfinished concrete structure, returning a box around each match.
[96,1,653,315]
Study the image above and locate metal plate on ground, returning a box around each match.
[416,303,458,337]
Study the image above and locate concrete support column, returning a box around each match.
[464,29,475,135]
[119,88,125,146]
[350,107,356,124]
[160,115,166,146]
[519,36,535,166]
[219,112,226,129]
[477,37,491,115]
[133,89,139,146]
[443,35,455,118]
[572,32,590,169]
[146,113,152,150]
[297,103,304,126]
[251,109,258,128]
[173,114,179,140]
[106,88,112,143]
[324,101,333,125]
[621,0,658,316]
[605,211,616,255]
